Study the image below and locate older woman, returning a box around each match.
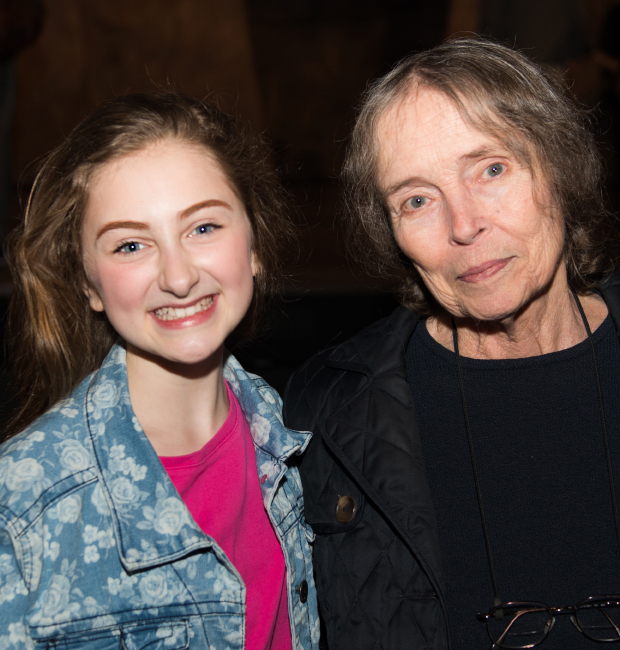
[284,38,620,650]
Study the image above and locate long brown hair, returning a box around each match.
[6,92,293,437]
[343,37,619,313]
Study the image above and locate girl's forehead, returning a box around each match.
[91,138,246,214]
[82,139,250,237]
[91,139,218,181]
[90,141,225,197]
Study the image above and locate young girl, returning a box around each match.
[0,93,319,649]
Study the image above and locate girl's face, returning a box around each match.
[81,139,257,368]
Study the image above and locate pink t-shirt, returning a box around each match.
[160,384,292,650]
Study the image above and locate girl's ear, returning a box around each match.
[250,251,261,277]
[83,283,105,313]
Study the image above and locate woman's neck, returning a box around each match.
[125,346,230,456]
[427,285,609,360]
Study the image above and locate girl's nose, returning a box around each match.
[158,247,200,297]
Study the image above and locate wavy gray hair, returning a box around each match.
[343,37,618,314]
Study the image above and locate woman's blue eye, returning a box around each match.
[485,163,505,177]
[407,196,428,210]
[116,241,144,254]
[192,223,215,236]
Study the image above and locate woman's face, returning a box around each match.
[81,138,256,367]
[377,86,566,322]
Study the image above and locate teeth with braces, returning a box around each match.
[154,296,214,321]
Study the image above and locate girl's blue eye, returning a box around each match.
[485,163,505,177]
[116,241,144,254]
[192,223,215,236]
[407,196,428,210]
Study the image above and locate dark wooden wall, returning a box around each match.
[8,0,620,290]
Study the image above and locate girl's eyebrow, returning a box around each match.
[96,199,233,239]
[179,199,232,220]
[96,220,147,239]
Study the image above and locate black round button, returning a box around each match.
[335,495,357,523]
[296,579,308,603]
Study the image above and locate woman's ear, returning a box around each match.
[83,283,105,313]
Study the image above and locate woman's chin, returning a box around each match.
[453,295,527,324]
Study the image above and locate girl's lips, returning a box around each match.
[458,258,513,283]
[150,295,218,329]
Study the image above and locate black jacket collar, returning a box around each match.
[326,305,420,376]
[328,268,620,376]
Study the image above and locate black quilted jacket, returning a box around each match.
[284,274,620,650]
[283,306,450,650]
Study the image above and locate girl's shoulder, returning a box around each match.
[0,376,92,456]
[0,353,125,519]
[0,344,127,460]
[0,386,95,521]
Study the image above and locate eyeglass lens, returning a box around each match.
[486,599,620,648]
[487,604,551,649]
[575,598,620,642]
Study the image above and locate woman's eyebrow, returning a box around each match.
[460,147,506,162]
[383,147,508,198]
[383,176,427,200]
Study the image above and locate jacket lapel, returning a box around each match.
[223,353,312,508]
[86,346,312,573]
[85,346,213,573]
[321,306,446,601]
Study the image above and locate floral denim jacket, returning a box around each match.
[0,345,320,650]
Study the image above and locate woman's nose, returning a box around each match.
[158,246,200,297]
[447,195,487,245]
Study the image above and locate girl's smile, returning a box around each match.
[80,138,257,368]
[152,294,217,328]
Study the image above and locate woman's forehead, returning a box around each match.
[374,85,540,188]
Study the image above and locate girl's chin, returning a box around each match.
[125,342,225,371]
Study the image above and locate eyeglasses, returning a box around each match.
[477,597,620,648]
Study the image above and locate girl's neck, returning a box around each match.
[125,345,230,456]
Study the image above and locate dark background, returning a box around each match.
[1,0,620,419]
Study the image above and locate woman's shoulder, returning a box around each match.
[283,306,419,417]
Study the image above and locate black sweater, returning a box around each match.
[407,315,620,649]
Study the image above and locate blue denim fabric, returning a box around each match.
[0,345,320,649]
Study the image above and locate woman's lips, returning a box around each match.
[458,258,513,283]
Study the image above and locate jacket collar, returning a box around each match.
[85,345,213,572]
[326,305,420,376]
[85,344,309,572]
[223,352,312,464]
[223,352,312,503]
